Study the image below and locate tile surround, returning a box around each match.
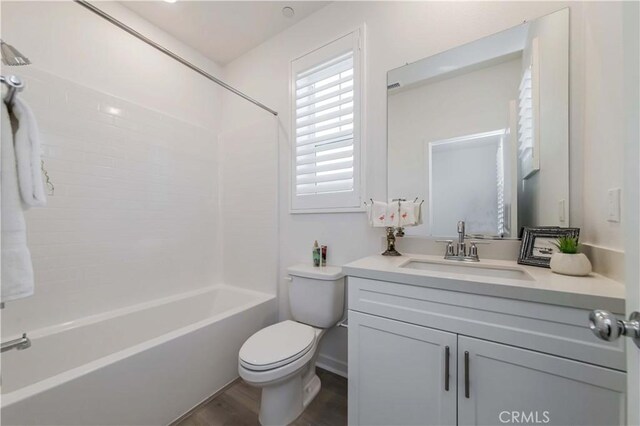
[2,67,220,336]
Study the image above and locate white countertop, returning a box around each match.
[343,253,626,313]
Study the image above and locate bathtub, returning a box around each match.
[0,285,276,425]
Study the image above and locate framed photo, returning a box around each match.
[518,227,580,268]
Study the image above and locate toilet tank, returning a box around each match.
[287,264,345,329]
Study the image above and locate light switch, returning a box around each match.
[558,199,566,223]
[607,188,621,223]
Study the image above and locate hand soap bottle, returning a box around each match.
[312,240,321,267]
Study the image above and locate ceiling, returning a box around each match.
[121,1,330,65]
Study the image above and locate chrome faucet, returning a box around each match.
[437,221,488,262]
[456,221,466,257]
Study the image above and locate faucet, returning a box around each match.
[456,221,466,257]
[437,221,488,262]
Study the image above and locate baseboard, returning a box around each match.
[316,353,348,378]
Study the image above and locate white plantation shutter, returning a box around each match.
[291,29,363,211]
[518,37,540,179]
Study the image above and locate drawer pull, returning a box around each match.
[444,345,450,391]
[464,351,470,398]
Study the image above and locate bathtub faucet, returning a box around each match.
[1,333,31,353]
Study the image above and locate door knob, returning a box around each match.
[589,310,640,348]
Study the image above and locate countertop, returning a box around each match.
[343,253,626,313]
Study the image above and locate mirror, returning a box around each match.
[387,9,569,239]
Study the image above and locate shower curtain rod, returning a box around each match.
[74,0,278,116]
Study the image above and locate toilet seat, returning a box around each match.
[239,321,316,371]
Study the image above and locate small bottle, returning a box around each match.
[321,245,327,267]
[312,240,321,267]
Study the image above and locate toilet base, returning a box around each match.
[303,374,321,407]
[258,372,321,426]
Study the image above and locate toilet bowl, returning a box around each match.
[238,264,344,426]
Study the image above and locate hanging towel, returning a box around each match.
[367,201,389,227]
[1,101,35,303]
[386,201,400,227]
[398,201,417,227]
[414,201,424,225]
[11,97,46,207]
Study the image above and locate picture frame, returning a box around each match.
[518,227,580,268]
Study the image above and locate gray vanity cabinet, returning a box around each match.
[457,336,626,426]
[346,276,627,426]
[348,311,457,426]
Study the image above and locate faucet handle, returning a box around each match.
[468,241,489,261]
[436,240,455,257]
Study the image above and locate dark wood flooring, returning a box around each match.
[176,368,347,426]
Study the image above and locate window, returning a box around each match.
[290,28,364,212]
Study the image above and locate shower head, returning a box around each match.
[1,40,30,66]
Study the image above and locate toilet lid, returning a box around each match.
[239,321,315,371]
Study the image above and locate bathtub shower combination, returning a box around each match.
[0,1,282,425]
[1,286,276,425]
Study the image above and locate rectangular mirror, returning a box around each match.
[387,8,569,239]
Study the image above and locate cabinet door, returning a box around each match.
[348,311,457,426]
[458,336,626,426]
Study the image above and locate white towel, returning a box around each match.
[398,201,416,227]
[367,201,389,227]
[11,97,46,207]
[414,201,423,225]
[1,101,35,303]
[386,202,399,227]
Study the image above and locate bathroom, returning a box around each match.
[0,1,638,425]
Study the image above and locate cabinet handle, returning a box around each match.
[464,351,470,398]
[444,346,450,391]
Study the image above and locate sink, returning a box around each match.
[400,259,534,281]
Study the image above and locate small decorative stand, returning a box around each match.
[382,227,401,256]
[365,198,423,257]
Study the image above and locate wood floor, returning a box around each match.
[176,368,348,426]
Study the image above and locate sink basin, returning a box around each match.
[400,259,534,281]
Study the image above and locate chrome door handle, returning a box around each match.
[589,310,640,348]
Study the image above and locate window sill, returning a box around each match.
[289,206,366,215]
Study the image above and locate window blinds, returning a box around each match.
[295,51,355,196]
[291,29,362,211]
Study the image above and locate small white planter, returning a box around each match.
[550,253,592,276]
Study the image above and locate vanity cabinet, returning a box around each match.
[347,276,627,426]
[348,311,457,426]
[457,336,625,426]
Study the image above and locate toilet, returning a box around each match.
[238,264,344,426]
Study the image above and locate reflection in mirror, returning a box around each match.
[387,8,569,239]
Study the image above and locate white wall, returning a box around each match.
[1,1,224,335]
[221,1,629,374]
[581,2,625,250]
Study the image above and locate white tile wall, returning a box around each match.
[2,67,220,336]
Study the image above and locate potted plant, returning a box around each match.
[549,236,592,276]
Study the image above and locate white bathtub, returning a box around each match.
[0,285,276,425]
